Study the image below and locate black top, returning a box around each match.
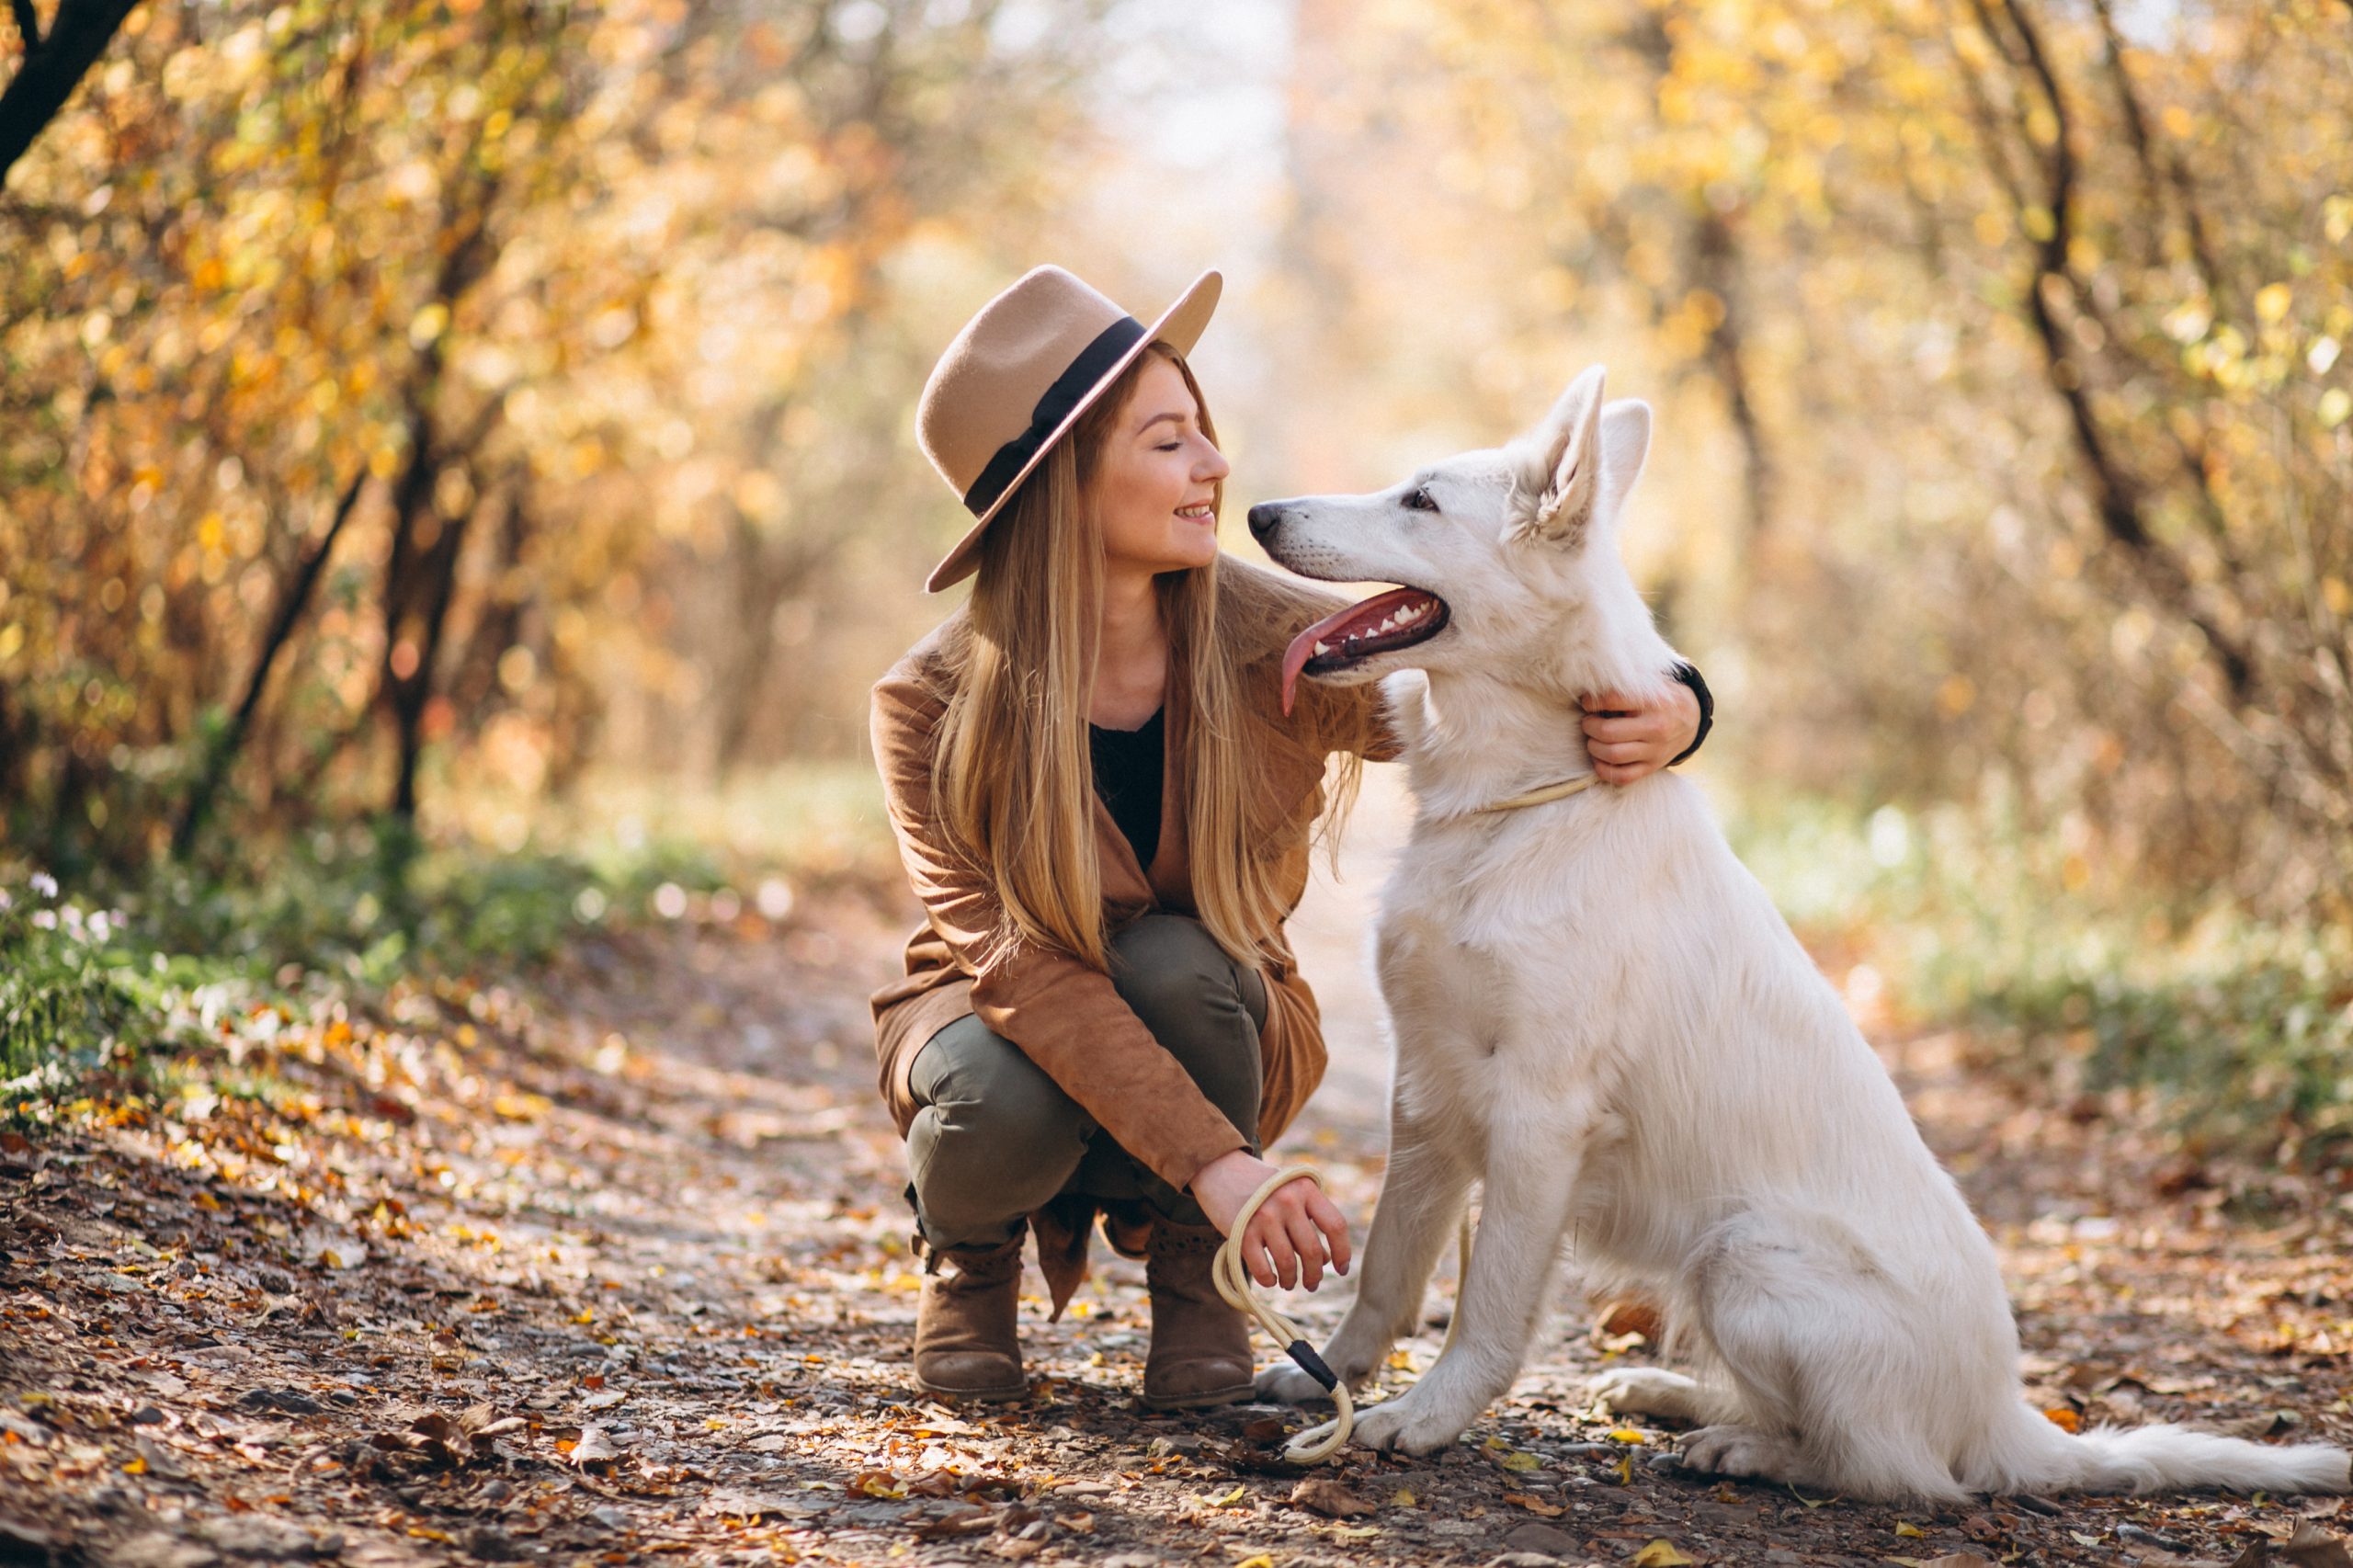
[1089,706,1165,871]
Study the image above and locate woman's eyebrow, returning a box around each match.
[1135,409,1192,434]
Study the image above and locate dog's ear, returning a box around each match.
[1593,398,1653,529]
[1507,369,1652,547]
[1508,366,1607,545]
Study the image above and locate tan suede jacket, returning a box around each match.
[868,557,1401,1310]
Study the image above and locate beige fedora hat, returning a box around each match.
[915,265,1222,593]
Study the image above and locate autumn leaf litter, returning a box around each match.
[1,892,2348,1566]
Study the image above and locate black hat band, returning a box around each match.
[961,314,1147,517]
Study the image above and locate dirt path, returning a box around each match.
[3,778,2349,1567]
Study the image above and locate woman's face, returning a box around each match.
[1088,355,1230,578]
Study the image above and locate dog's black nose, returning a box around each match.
[1246,502,1283,540]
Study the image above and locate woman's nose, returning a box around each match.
[1199,444,1231,483]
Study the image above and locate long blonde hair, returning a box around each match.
[929,343,1296,973]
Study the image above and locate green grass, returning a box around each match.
[3,759,899,1121]
[1726,790,2353,1165]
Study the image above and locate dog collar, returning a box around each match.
[1472,774,1599,813]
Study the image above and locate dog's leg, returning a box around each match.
[1255,1111,1475,1405]
[1672,1210,1972,1502]
[1349,1102,1590,1454]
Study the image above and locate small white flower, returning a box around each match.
[30,871,58,898]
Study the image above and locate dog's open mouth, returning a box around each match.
[1279,586,1451,714]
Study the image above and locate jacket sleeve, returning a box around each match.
[870,671,1251,1195]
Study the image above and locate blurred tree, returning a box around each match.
[0,0,142,181]
[1288,0,2353,912]
[2,0,1106,873]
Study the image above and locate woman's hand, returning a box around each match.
[1580,681,1701,785]
[1188,1149,1351,1290]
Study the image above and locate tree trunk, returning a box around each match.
[0,0,142,184]
[172,464,369,858]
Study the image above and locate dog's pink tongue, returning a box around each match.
[1279,623,1325,717]
[1279,592,1410,715]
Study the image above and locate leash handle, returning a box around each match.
[1211,1165,1354,1463]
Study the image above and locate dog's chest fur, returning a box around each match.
[1370,791,1637,1126]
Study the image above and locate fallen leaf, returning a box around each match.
[1607,1427,1648,1445]
[1919,1557,1997,1568]
[2043,1406,2083,1434]
[2286,1523,2353,1568]
[913,1509,996,1540]
[1597,1298,1665,1340]
[1389,1487,1417,1508]
[568,1426,618,1467]
[1290,1478,1376,1518]
[1500,1449,1546,1471]
[1503,1492,1564,1517]
[1896,1521,1926,1538]
[1630,1541,1695,1567]
[853,1470,906,1500]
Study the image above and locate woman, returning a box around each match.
[868,266,1706,1405]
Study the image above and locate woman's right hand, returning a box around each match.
[1188,1148,1351,1291]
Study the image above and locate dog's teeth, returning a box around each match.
[1313,641,1331,656]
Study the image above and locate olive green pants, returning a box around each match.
[904,914,1270,1250]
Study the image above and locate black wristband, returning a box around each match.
[1666,662,1713,767]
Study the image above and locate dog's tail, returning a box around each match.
[1984,1403,2349,1495]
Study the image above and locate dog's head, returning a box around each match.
[1247,366,1654,713]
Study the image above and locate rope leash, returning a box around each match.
[1212,1167,1353,1463]
[1213,1165,1473,1464]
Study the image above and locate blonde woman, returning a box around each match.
[869,266,1708,1405]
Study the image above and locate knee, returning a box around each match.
[1108,915,1261,1036]
[924,1045,1081,1150]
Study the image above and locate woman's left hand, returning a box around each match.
[1580,682,1701,785]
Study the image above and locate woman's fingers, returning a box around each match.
[1282,1206,1327,1290]
[1250,1210,1298,1290]
[1304,1188,1351,1276]
[1584,711,1665,744]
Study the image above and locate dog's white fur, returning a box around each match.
[1249,367,2350,1501]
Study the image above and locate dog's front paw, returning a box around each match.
[1349,1392,1468,1457]
[1254,1363,1334,1406]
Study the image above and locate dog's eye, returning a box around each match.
[1404,486,1438,513]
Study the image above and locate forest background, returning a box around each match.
[5,0,2351,1165]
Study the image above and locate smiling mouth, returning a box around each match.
[1279,585,1450,714]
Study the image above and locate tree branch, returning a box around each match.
[0,0,142,184]
[1957,0,2256,701]
[173,462,372,858]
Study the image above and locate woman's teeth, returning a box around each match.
[1176,504,1213,519]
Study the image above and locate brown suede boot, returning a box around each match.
[1142,1219,1255,1409]
[913,1233,1028,1402]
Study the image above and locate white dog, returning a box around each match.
[1244,367,2348,1501]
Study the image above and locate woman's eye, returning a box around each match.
[1404,486,1438,512]
[1156,442,1182,452]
